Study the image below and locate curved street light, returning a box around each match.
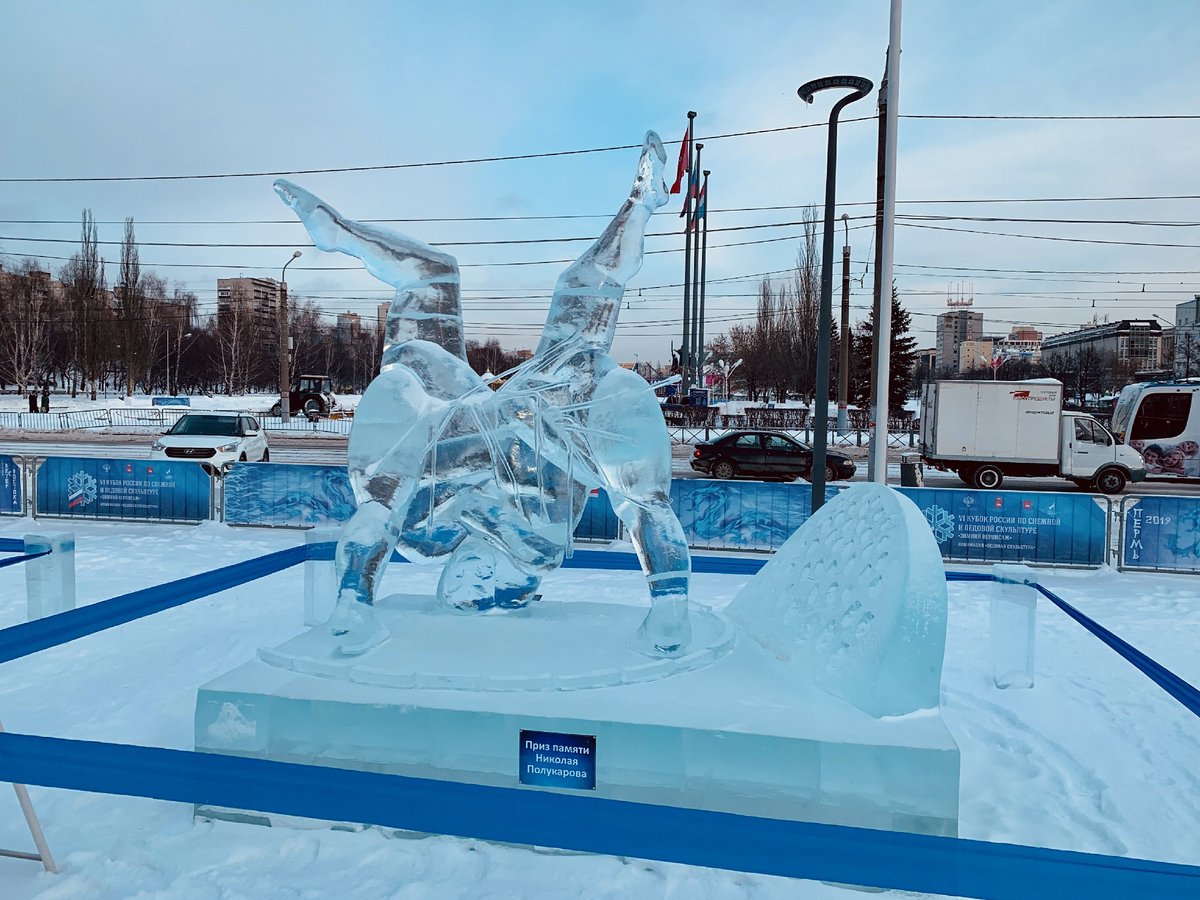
[797,74,872,511]
[279,250,302,423]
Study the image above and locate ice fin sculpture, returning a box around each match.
[727,484,948,718]
[274,132,692,658]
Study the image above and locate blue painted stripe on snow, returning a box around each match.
[0,731,1195,900]
[0,545,305,664]
[1036,583,1200,720]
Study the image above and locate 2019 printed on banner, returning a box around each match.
[1122,495,1200,573]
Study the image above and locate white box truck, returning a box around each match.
[920,379,1146,494]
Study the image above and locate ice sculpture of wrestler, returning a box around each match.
[274,132,690,658]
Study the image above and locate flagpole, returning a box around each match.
[697,170,710,396]
[680,112,696,399]
[689,143,704,391]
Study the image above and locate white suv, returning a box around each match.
[151,413,269,473]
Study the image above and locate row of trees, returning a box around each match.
[0,212,392,399]
[703,209,917,415]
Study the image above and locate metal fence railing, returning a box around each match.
[1117,494,1200,574]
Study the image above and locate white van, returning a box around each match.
[1111,381,1200,477]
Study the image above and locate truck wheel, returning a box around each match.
[1094,467,1127,495]
[972,464,1004,490]
[712,460,736,480]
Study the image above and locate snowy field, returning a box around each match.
[0,519,1197,898]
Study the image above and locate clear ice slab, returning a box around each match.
[729,483,949,719]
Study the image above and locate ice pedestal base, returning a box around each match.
[194,593,959,836]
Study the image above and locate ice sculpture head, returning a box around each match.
[728,484,948,718]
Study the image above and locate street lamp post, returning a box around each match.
[279,251,302,423]
[797,74,872,511]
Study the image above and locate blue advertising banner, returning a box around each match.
[1121,495,1200,573]
[671,479,840,551]
[36,457,211,522]
[0,455,21,515]
[519,730,596,790]
[896,487,1108,567]
[224,463,356,527]
[574,489,620,541]
[151,397,190,407]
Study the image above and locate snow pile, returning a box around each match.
[0,520,1197,898]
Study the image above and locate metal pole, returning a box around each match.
[838,213,851,431]
[698,170,710,394]
[866,71,887,480]
[279,250,301,423]
[797,75,872,512]
[680,112,696,398]
[689,144,704,391]
[870,0,902,484]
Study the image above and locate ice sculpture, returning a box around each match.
[728,483,948,718]
[990,564,1037,689]
[274,132,691,658]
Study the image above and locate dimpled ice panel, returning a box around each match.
[728,484,948,718]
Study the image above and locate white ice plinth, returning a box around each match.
[196,597,959,835]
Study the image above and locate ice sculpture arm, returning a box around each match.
[274,179,466,360]
[536,132,669,355]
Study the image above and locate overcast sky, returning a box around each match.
[2,0,1198,365]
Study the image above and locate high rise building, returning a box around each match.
[935,310,983,372]
[217,277,280,332]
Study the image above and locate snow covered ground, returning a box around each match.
[0,519,1197,898]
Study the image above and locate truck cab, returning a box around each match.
[1059,412,1147,494]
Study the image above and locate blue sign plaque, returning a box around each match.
[519,729,596,791]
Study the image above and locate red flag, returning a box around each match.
[669,129,690,194]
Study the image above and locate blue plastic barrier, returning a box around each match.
[36,456,211,522]
[224,462,355,527]
[897,487,1109,567]
[0,455,20,515]
[1120,495,1200,574]
[0,731,1195,898]
[671,479,839,551]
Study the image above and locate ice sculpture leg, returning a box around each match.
[273,179,467,361]
[990,564,1037,689]
[586,364,691,655]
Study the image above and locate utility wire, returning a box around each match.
[3,113,1197,183]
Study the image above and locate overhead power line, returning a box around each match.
[2,113,1197,183]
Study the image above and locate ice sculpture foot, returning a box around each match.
[328,593,388,656]
[634,577,692,658]
[630,131,670,213]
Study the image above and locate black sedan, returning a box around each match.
[690,430,857,482]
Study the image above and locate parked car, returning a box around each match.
[690,430,856,482]
[150,412,269,474]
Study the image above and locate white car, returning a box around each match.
[150,412,269,473]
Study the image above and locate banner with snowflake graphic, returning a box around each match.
[896,487,1108,567]
[35,457,212,522]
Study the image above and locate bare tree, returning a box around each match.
[116,218,156,396]
[0,259,52,393]
[60,210,109,399]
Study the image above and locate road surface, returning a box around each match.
[0,432,1196,496]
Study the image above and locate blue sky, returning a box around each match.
[2,0,1198,364]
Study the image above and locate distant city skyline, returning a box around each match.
[2,0,1198,366]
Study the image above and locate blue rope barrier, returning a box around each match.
[1035,583,1200,720]
[0,545,305,665]
[0,731,1195,900]
[0,537,26,554]
[0,550,49,569]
